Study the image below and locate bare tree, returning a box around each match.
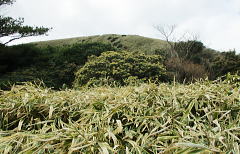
[155,25,207,82]
[154,25,177,57]
[154,25,201,60]
[174,35,202,60]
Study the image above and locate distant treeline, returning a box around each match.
[0,39,239,89]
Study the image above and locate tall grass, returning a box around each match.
[0,80,240,153]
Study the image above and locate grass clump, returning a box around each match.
[0,79,240,153]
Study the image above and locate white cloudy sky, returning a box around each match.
[2,0,240,52]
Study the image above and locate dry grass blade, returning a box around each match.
[0,79,239,153]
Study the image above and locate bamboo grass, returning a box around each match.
[0,79,240,153]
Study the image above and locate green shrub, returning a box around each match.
[0,66,55,90]
[174,40,205,59]
[0,44,42,74]
[74,51,168,87]
[211,50,240,78]
[54,42,116,65]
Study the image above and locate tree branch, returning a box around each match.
[154,25,178,58]
[0,0,15,6]
[3,35,24,45]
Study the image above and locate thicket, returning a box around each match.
[165,58,208,82]
[52,42,116,65]
[0,42,116,89]
[163,40,240,82]
[74,51,168,87]
[0,44,43,74]
[211,50,240,78]
[0,39,239,89]
[173,40,205,60]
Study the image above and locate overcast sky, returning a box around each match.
[2,0,240,52]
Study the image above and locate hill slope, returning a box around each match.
[1,34,239,90]
[33,34,169,54]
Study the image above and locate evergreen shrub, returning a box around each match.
[74,51,168,87]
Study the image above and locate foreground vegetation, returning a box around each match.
[0,76,240,153]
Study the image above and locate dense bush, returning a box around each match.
[0,44,42,74]
[74,51,168,87]
[161,40,211,82]
[49,42,116,88]
[165,57,208,83]
[178,48,240,80]
[0,42,116,89]
[0,63,82,90]
[174,40,205,60]
[53,42,116,65]
[211,50,240,78]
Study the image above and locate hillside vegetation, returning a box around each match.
[0,34,240,153]
[0,34,239,90]
[0,77,240,153]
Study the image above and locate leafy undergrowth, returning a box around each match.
[0,80,240,153]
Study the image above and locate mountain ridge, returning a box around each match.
[31,34,169,54]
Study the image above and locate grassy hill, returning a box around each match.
[33,34,169,54]
[0,34,172,89]
[0,34,240,153]
[1,33,239,90]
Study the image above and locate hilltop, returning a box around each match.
[32,34,169,54]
